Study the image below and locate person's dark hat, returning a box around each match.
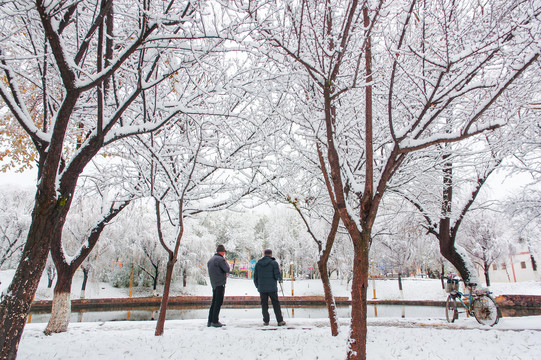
[216,244,226,253]
[264,249,272,256]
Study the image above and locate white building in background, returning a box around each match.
[478,248,540,283]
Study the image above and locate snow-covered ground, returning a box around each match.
[1,270,540,359]
[15,316,541,360]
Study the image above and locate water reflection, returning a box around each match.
[28,304,454,323]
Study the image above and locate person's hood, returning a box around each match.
[258,256,275,267]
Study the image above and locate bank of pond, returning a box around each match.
[28,303,541,324]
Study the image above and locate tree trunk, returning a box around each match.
[440,264,445,289]
[80,267,89,299]
[483,260,491,287]
[317,260,339,336]
[347,233,369,360]
[47,265,56,288]
[155,258,175,336]
[47,199,130,335]
[44,269,74,335]
[316,209,341,336]
[152,265,159,295]
[0,197,61,359]
[438,229,476,284]
[183,268,187,288]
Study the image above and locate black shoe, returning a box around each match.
[277,321,286,326]
[207,322,211,327]
[263,322,269,326]
[211,322,225,327]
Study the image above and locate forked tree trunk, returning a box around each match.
[291,201,340,336]
[44,270,75,335]
[347,233,370,360]
[438,229,476,285]
[46,200,130,335]
[155,258,175,336]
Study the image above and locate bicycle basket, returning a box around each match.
[446,279,460,293]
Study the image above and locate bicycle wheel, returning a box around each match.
[445,295,458,323]
[472,295,499,326]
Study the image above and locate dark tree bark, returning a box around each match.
[155,257,176,336]
[81,267,89,298]
[153,265,160,294]
[348,232,370,359]
[0,185,70,359]
[483,259,491,287]
[154,199,183,336]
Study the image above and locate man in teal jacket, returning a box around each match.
[253,249,285,326]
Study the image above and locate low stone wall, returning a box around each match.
[495,295,541,309]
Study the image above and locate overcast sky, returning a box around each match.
[0,159,535,201]
[0,163,37,189]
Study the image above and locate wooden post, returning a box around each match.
[127,264,134,320]
[129,264,134,297]
[290,263,295,296]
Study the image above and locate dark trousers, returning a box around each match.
[208,285,225,324]
[259,291,283,323]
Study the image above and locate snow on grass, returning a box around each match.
[16,317,541,360]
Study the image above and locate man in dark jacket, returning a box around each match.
[253,249,285,326]
[207,244,230,327]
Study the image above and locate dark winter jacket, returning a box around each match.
[207,253,230,289]
[253,256,282,293]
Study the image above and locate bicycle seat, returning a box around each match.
[466,282,477,287]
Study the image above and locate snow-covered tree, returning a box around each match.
[0,0,232,355]
[459,213,514,287]
[0,190,32,270]
[228,1,541,358]
[45,179,131,334]
[125,93,274,334]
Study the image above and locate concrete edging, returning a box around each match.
[30,294,541,312]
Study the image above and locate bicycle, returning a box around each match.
[445,278,500,326]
